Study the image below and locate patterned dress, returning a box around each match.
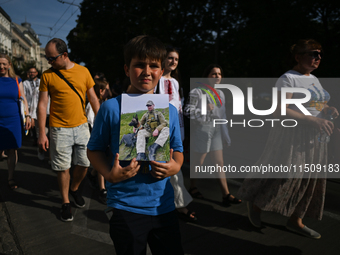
[237,70,330,220]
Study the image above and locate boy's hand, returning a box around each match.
[150,149,183,179]
[108,153,140,183]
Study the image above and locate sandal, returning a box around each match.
[177,210,198,223]
[8,179,18,190]
[0,153,7,161]
[222,194,242,206]
[189,187,204,199]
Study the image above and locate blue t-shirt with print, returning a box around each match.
[87,95,183,216]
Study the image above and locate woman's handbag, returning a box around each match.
[15,77,28,135]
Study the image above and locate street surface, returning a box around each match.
[1,132,340,255]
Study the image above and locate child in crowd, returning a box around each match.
[87,35,184,255]
[86,77,111,131]
[86,77,111,204]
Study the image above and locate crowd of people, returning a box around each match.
[0,36,338,254]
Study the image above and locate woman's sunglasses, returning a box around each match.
[305,51,323,59]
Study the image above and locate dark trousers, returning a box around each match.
[109,209,184,255]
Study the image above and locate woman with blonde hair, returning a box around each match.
[0,53,31,189]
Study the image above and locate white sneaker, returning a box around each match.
[37,148,45,160]
[286,221,321,239]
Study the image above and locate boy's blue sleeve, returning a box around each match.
[169,104,183,153]
[87,100,112,151]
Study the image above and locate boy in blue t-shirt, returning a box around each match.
[87,35,184,255]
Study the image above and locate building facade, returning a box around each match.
[40,47,49,73]
[0,7,12,55]
[11,22,32,67]
[12,22,43,70]
[0,7,49,73]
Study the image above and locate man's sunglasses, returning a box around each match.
[305,51,323,59]
[45,53,63,62]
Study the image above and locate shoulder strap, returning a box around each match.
[50,67,85,110]
[15,77,21,98]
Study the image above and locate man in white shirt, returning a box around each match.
[23,67,40,145]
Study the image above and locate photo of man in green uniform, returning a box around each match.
[136,100,169,161]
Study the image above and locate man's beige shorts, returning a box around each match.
[49,123,90,171]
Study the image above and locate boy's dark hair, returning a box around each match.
[124,35,167,67]
[47,38,68,54]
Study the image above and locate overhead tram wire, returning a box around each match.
[51,8,79,38]
[51,0,73,32]
[50,0,79,38]
[57,0,81,8]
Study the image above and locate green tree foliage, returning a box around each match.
[67,0,340,97]
[221,0,340,77]
[67,0,241,96]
